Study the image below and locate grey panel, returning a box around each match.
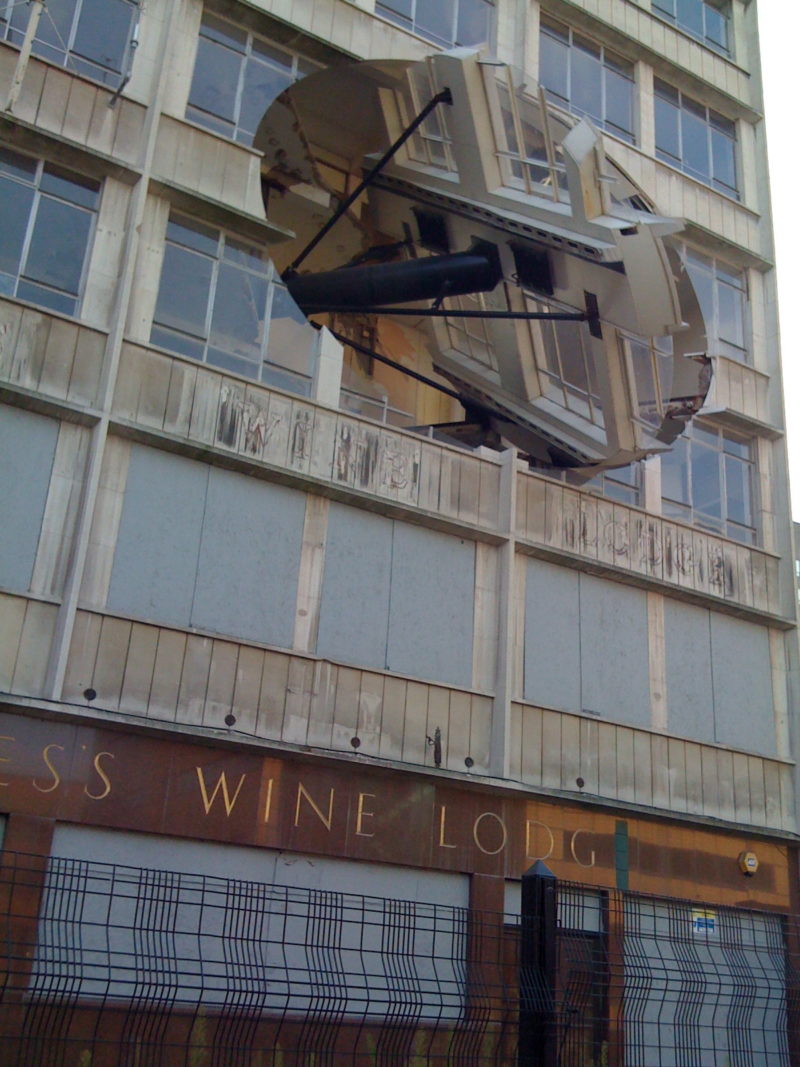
[0,404,58,592]
[664,600,715,742]
[386,522,474,686]
[523,558,580,711]
[710,614,775,755]
[316,503,393,669]
[191,467,305,647]
[579,574,650,726]
[107,446,207,626]
[51,826,469,907]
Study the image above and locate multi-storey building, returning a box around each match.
[0,0,797,1063]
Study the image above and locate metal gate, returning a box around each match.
[0,851,796,1065]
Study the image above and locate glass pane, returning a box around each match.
[457,0,490,46]
[691,442,722,518]
[0,147,36,181]
[166,216,218,257]
[557,322,590,393]
[153,244,214,338]
[605,67,633,137]
[23,197,92,295]
[238,55,294,144]
[209,261,269,362]
[377,0,413,23]
[661,437,690,504]
[200,13,246,51]
[705,5,728,51]
[15,280,76,315]
[571,44,602,123]
[654,92,680,160]
[150,325,205,362]
[41,166,100,210]
[722,433,750,459]
[653,0,676,17]
[0,176,34,277]
[677,0,704,36]
[31,0,72,63]
[717,280,744,349]
[682,105,710,181]
[266,284,316,375]
[188,36,241,127]
[539,30,569,103]
[710,126,736,193]
[417,0,456,45]
[725,454,751,527]
[73,0,134,75]
[686,259,714,336]
[629,339,660,426]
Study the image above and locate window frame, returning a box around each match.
[652,0,731,57]
[539,15,636,145]
[660,421,757,544]
[150,213,315,395]
[654,79,738,199]
[680,245,750,364]
[0,147,101,318]
[375,0,494,50]
[185,12,319,146]
[0,0,140,88]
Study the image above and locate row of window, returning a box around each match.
[0,0,732,89]
[564,419,756,546]
[0,0,139,87]
[539,15,739,198]
[0,2,742,203]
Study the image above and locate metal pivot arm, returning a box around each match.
[285,88,453,275]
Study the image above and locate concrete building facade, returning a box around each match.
[0,0,797,1063]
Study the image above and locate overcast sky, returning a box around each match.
[756,3,800,518]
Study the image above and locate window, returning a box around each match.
[403,62,457,173]
[528,296,605,428]
[485,67,568,198]
[376,0,493,49]
[654,80,737,198]
[539,17,635,143]
[653,0,730,56]
[682,248,748,363]
[150,214,316,394]
[186,14,317,146]
[0,0,139,87]
[564,464,641,506]
[661,422,756,543]
[0,147,100,316]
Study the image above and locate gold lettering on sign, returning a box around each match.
[472,812,507,856]
[525,819,555,861]
[294,783,334,831]
[196,767,247,816]
[33,744,65,794]
[570,829,596,868]
[85,752,114,801]
[438,806,456,849]
[355,792,375,837]
[263,778,274,823]
[0,735,13,787]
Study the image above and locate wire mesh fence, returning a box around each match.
[0,851,797,1065]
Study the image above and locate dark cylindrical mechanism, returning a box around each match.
[285,246,502,312]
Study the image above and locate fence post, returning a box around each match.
[518,859,558,1067]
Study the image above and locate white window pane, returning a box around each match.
[571,46,602,122]
[209,261,269,362]
[0,175,33,277]
[153,244,214,339]
[540,31,569,103]
[24,197,92,296]
[237,57,294,144]
[188,36,241,127]
[73,0,135,78]
[682,107,710,180]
